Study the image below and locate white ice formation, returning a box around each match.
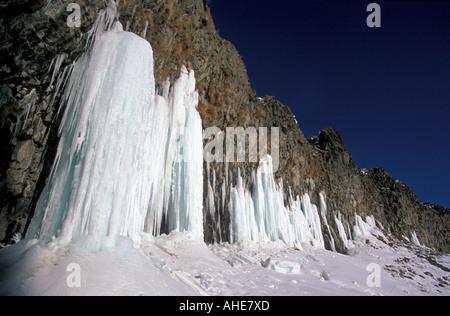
[226,156,325,250]
[27,2,204,251]
[26,1,423,256]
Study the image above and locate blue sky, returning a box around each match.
[210,0,450,208]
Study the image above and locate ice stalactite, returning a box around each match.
[27,1,204,251]
[228,155,324,249]
[353,214,377,240]
[334,212,354,250]
[319,192,336,252]
[410,231,422,247]
[147,67,204,241]
[14,89,38,136]
[47,53,68,92]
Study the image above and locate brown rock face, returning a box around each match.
[0,0,105,243]
[0,0,448,253]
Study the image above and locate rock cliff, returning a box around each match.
[0,0,448,252]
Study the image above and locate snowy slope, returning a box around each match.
[1,226,449,296]
[148,227,450,296]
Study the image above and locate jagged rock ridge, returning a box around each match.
[0,0,448,252]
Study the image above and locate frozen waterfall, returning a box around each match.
[146,68,204,241]
[228,155,325,250]
[27,5,204,251]
[27,2,326,253]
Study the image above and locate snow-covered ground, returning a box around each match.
[1,228,448,296]
[149,231,450,296]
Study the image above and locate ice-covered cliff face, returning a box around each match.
[27,3,204,251]
[22,1,330,253]
[0,0,448,253]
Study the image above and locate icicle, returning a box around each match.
[47,53,68,92]
[22,95,37,131]
[410,231,422,247]
[319,192,336,252]
[84,0,117,50]
[52,64,75,118]
[47,56,56,75]
[141,20,149,39]
[14,89,38,136]
[42,0,52,11]
[334,212,354,250]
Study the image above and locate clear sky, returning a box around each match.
[210,0,450,208]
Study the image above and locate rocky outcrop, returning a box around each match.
[0,0,448,253]
[307,127,450,253]
[0,0,108,243]
[365,168,450,252]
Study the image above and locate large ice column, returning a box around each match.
[27,19,155,250]
[164,67,204,240]
[144,89,170,237]
[252,156,282,243]
[27,3,204,250]
[147,67,204,241]
[229,169,259,243]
